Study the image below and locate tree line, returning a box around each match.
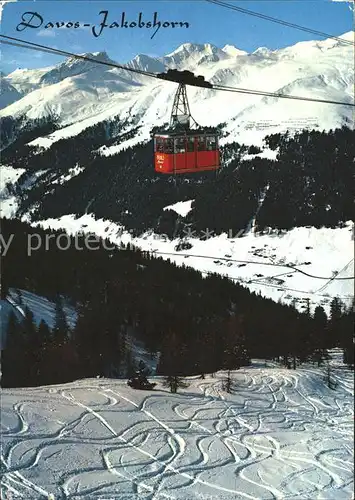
[5,122,353,238]
[1,217,353,389]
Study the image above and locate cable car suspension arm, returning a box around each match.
[170,83,199,129]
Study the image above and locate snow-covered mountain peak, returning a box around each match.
[163,42,228,69]
[222,44,248,57]
[57,51,115,72]
[92,51,109,57]
[126,54,166,73]
[275,31,354,62]
[67,51,112,65]
[252,47,273,57]
[336,31,354,43]
[4,52,119,94]
[166,42,226,57]
[8,67,29,75]
[5,66,55,95]
[36,51,119,86]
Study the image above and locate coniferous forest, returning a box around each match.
[1,218,353,389]
[1,120,353,237]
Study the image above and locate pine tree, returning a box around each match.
[328,297,343,347]
[34,320,52,384]
[53,295,69,344]
[0,273,9,299]
[310,306,329,366]
[1,310,32,387]
[1,311,22,387]
[16,289,23,305]
[137,359,150,378]
[23,306,36,339]
[343,339,354,368]
[38,319,51,338]
[340,302,354,368]
[158,331,188,394]
[41,335,79,385]
[117,326,127,376]
[125,343,136,378]
[22,306,42,385]
[163,374,188,394]
[223,314,250,371]
[72,302,100,377]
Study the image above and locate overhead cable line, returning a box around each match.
[0,39,68,57]
[212,84,354,106]
[205,0,355,47]
[315,259,354,293]
[1,34,354,107]
[0,34,157,78]
[199,270,354,299]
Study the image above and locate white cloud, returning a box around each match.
[0,0,17,22]
[37,29,56,38]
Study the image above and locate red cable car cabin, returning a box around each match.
[154,131,220,174]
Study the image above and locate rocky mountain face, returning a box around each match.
[0,76,23,110]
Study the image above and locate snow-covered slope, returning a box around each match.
[1,33,353,143]
[3,288,159,373]
[32,214,354,314]
[0,287,78,347]
[1,352,353,499]
[7,288,77,330]
[2,55,148,127]
[5,66,55,94]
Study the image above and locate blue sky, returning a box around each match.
[1,1,353,74]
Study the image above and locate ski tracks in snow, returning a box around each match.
[1,366,353,500]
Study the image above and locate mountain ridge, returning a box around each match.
[1,31,353,145]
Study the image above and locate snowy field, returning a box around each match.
[1,353,354,500]
[33,214,354,314]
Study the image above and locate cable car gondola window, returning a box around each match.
[165,138,174,154]
[187,136,195,152]
[156,137,165,153]
[197,136,206,151]
[175,137,186,153]
[206,136,217,151]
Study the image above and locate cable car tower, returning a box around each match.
[153,70,221,174]
[170,81,198,130]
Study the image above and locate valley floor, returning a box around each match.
[1,356,354,500]
[35,214,354,315]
